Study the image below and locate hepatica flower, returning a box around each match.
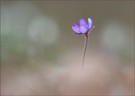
[72,18,93,35]
[72,18,95,70]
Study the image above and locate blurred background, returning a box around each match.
[1,0,134,96]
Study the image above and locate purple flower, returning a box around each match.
[72,18,93,34]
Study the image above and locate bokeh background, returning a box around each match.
[1,0,134,96]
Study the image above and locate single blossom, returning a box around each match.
[72,18,93,34]
[72,17,94,70]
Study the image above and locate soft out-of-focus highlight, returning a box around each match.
[1,1,134,96]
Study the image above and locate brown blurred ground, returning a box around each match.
[1,49,134,96]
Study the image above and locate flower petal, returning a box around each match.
[79,25,88,33]
[79,18,87,26]
[88,18,92,29]
[72,24,80,33]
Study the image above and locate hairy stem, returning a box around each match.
[82,33,88,70]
